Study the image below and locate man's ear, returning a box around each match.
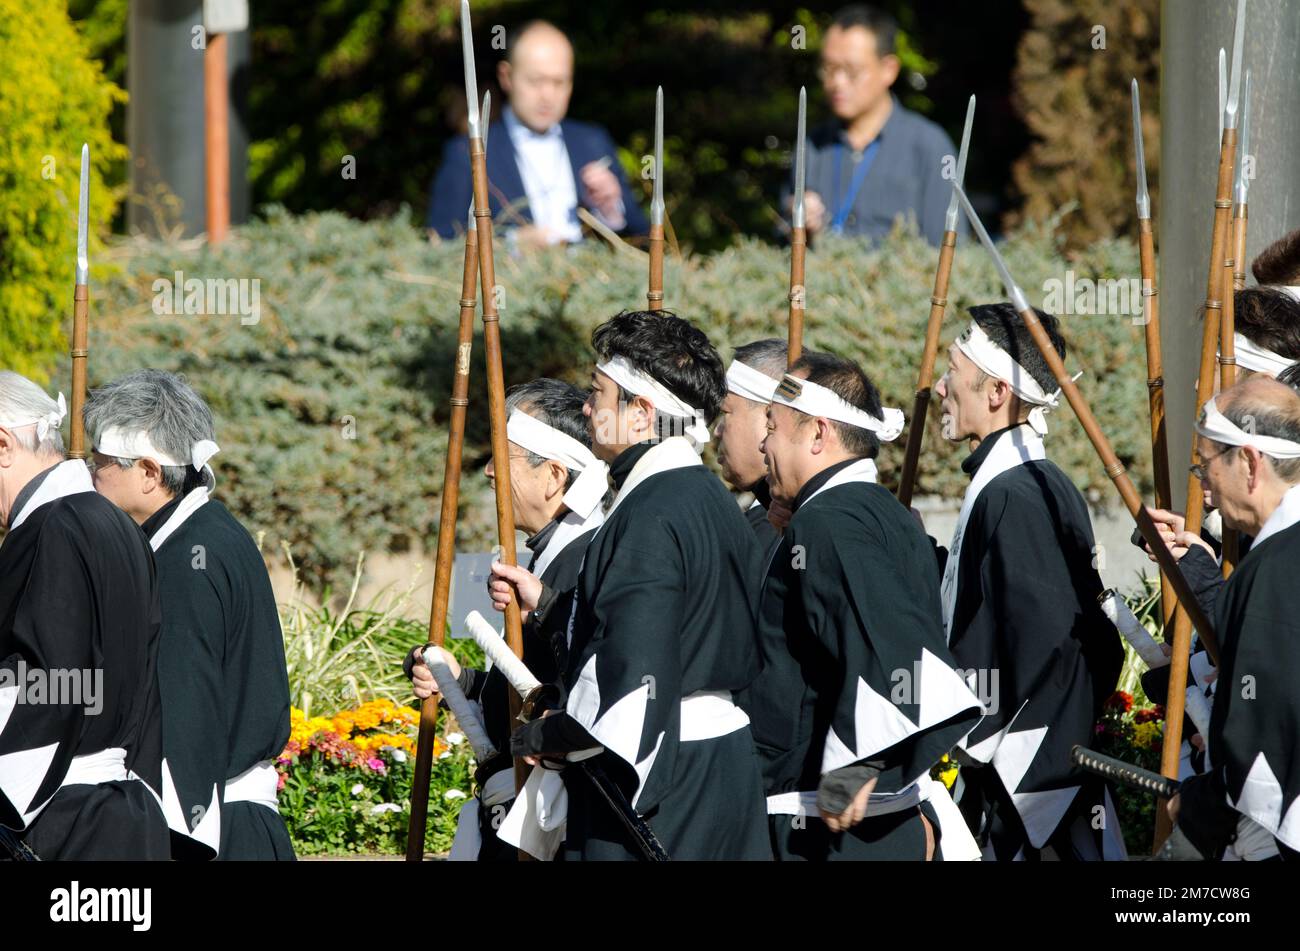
[0,427,16,468]
[546,460,568,500]
[1242,445,1265,492]
[630,395,655,434]
[811,417,833,455]
[987,378,1013,413]
[497,61,512,95]
[138,457,165,493]
[879,53,902,87]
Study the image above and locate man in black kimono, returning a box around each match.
[503,309,770,860]
[407,378,606,860]
[1157,378,1300,861]
[715,339,786,548]
[931,303,1125,860]
[747,350,982,860]
[0,371,170,860]
[85,369,293,860]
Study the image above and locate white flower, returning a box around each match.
[391,749,408,763]
[437,750,452,760]
[369,803,402,815]
[444,789,467,801]
[446,732,466,747]
[350,783,364,796]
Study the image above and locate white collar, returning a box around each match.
[503,107,562,143]
[1251,484,1300,549]
[9,459,94,532]
[604,437,702,521]
[531,506,604,579]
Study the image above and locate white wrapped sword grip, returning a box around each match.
[423,647,497,762]
[1184,685,1213,740]
[1099,589,1170,669]
[465,610,542,698]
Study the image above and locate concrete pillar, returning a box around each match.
[1159,0,1300,508]
[127,0,250,238]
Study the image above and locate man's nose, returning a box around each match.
[484,459,494,479]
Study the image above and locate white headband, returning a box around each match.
[725,360,781,404]
[506,410,609,519]
[1222,333,1297,378]
[955,321,1069,436]
[1195,396,1300,460]
[0,392,66,443]
[771,374,904,441]
[596,355,711,448]
[95,425,221,471]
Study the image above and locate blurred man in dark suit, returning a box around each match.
[427,20,648,248]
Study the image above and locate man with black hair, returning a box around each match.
[1228,286,1300,379]
[794,4,961,244]
[86,370,294,860]
[406,378,606,861]
[1251,226,1300,290]
[747,350,983,861]
[499,309,770,860]
[1159,378,1300,861]
[932,303,1125,861]
[716,338,787,547]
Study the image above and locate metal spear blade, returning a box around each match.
[952,184,1029,314]
[467,91,490,229]
[461,0,480,140]
[791,87,807,229]
[1217,47,1226,143]
[1234,70,1251,203]
[1224,0,1246,130]
[76,143,89,285]
[943,94,976,234]
[1131,79,1150,220]
[651,86,664,226]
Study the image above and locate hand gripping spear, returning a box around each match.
[897,95,974,506]
[460,0,529,792]
[953,185,1222,857]
[647,87,665,311]
[68,144,91,459]
[787,87,809,365]
[464,612,671,861]
[1130,80,1175,626]
[405,92,491,862]
[1220,69,1251,577]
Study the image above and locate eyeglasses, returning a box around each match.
[1189,445,1236,481]
[817,63,871,84]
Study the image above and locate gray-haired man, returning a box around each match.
[0,371,170,859]
[86,369,294,860]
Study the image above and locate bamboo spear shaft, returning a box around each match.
[1221,70,1251,577]
[898,95,974,506]
[647,87,665,311]
[460,3,529,801]
[405,94,491,863]
[787,87,808,365]
[1130,80,1175,627]
[68,144,91,459]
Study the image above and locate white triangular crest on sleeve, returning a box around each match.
[1012,786,1082,849]
[992,724,1048,794]
[821,652,983,776]
[0,685,18,736]
[960,698,1028,763]
[1229,751,1286,843]
[567,654,665,808]
[0,741,60,822]
[916,647,984,730]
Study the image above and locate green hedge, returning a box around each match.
[0,0,125,381]
[71,210,1155,591]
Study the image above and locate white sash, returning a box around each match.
[149,486,211,551]
[530,505,604,579]
[9,459,95,531]
[448,768,517,861]
[224,759,279,811]
[940,426,1045,641]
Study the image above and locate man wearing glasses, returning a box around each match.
[795,5,962,245]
